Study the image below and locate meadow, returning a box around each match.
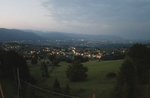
[30,60,123,98]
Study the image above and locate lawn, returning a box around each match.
[1,80,17,98]
[30,60,123,98]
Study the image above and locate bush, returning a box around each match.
[106,72,116,79]
[66,62,88,82]
[53,78,61,93]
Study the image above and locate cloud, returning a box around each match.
[43,0,150,21]
[42,0,150,40]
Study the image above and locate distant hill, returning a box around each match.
[0,28,128,43]
[0,28,42,41]
[37,31,128,42]
[37,32,73,41]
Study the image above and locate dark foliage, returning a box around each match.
[40,61,49,78]
[101,53,125,60]
[48,54,61,66]
[106,72,117,79]
[64,84,70,94]
[31,53,38,65]
[63,84,71,98]
[115,44,150,98]
[53,78,61,93]
[0,49,32,82]
[74,55,89,63]
[127,44,150,84]
[66,62,88,82]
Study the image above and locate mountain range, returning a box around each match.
[0,28,42,41]
[0,28,134,43]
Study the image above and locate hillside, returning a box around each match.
[30,60,123,98]
[37,32,127,42]
[1,60,123,98]
[0,28,128,43]
[0,28,42,41]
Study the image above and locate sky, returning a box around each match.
[0,0,150,40]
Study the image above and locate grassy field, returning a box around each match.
[30,60,123,98]
[1,80,17,98]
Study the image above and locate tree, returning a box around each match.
[40,61,49,78]
[115,44,150,98]
[53,78,61,93]
[64,83,70,94]
[0,50,31,82]
[127,44,150,84]
[115,57,137,98]
[48,54,60,66]
[66,62,88,82]
[31,53,38,65]
[74,55,89,63]
[64,84,71,98]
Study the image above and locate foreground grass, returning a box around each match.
[30,60,123,98]
[1,80,17,98]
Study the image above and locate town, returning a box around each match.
[0,41,127,63]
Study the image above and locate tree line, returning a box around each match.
[114,44,150,98]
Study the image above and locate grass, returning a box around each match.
[1,60,122,98]
[30,60,123,98]
[1,80,17,98]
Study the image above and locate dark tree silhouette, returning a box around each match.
[48,54,60,66]
[64,84,71,98]
[115,44,150,98]
[66,62,88,82]
[0,50,32,82]
[53,78,61,93]
[64,83,70,94]
[31,53,38,65]
[40,61,49,78]
[127,44,150,84]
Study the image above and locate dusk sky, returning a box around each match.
[0,0,150,40]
